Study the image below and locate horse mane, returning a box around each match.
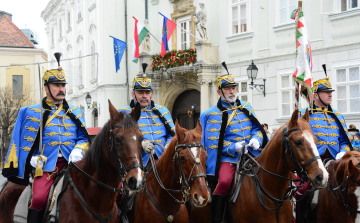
[157,127,202,167]
[336,151,360,178]
[84,111,138,170]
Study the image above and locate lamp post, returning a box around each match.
[247,60,266,97]
[85,92,92,108]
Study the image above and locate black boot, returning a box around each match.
[27,208,44,223]
[210,195,226,223]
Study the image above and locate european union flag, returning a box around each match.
[110,36,127,72]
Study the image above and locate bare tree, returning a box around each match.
[0,84,34,167]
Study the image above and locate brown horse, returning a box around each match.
[0,100,144,223]
[190,109,329,223]
[127,120,209,223]
[307,151,360,223]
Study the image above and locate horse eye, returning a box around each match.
[115,137,123,144]
[180,156,186,161]
[294,140,303,146]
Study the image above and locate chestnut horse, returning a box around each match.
[0,100,144,223]
[307,151,360,223]
[190,109,329,223]
[127,120,209,223]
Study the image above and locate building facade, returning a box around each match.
[41,0,360,132]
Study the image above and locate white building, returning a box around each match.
[41,0,360,133]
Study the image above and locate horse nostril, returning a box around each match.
[194,193,198,203]
[315,174,324,184]
[128,176,137,190]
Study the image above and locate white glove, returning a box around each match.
[69,149,83,163]
[30,155,45,168]
[142,140,156,154]
[164,143,170,150]
[248,138,260,151]
[234,141,248,154]
[336,151,346,160]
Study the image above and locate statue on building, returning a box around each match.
[142,19,151,53]
[193,3,208,40]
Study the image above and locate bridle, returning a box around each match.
[328,160,360,218]
[144,142,206,222]
[56,123,143,223]
[231,125,321,223]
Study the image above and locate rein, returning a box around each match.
[56,123,143,223]
[328,161,360,215]
[145,142,205,222]
[234,125,320,222]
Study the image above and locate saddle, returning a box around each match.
[13,170,66,223]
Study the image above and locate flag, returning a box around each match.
[159,13,177,57]
[110,36,127,73]
[132,17,149,63]
[291,9,313,108]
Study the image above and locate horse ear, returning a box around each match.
[302,109,310,122]
[175,120,185,143]
[347,155,359,176]
[289,109,299,128]
[195,119,202,133]
[108,99,122,124]
[130,102,141,122]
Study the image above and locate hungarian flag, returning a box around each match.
[159,13,177,57]
[291,9,313,107]
[132,17,149,63]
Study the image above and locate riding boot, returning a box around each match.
[210,195,226,223]
[27,208,44,223]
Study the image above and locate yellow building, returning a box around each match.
[0,11,48,104]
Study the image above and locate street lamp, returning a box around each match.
[247,60,266,97]
[85,92,92,108]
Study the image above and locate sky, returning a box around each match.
[1,0,50,50]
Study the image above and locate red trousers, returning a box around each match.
[29,158,67,210]
[213,162,236,196]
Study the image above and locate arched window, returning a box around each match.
[79,51,83,87]
[91,41,96,80]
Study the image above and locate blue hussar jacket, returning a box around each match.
[299,104,352,159]
[2,98,90,185]
[118,100,175,165]
[200,99,265,177]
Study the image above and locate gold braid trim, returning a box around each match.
[48,141,72,146]
[25,126,37,132]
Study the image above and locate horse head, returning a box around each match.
[281,109,328,188]
[108,100,144,191]
[172,120,209,207]
[337,152,360,202]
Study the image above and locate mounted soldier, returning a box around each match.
[118,63,175,165]
[199,62,268,223]
[2,53,90,223]
[296,65,353,223]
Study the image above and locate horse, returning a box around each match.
[306,151,360,223]
[0,100,144,223]
[189,109,329,223]
[127,120,209,223]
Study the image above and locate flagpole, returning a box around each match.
[147,31,162,45]
[294,0,302,110]
[109,36,152,55]
[158,12,203,42]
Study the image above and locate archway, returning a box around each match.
[172,89,200,130]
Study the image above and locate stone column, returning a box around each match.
[195,40,218,64]
[197,71,218,112]
[139,53,152,71]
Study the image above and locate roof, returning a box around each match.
[0,15,34,48]
[88,127,102,136]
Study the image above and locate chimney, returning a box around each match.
[0,10,13,21]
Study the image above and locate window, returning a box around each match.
[13,75,23,99]
[79,51,83,87]
[238,81,248,101]
[93,108,98,127]
[78,0,82,20]
[231,0,248,34]
[177,16,192,50]
[59,19,62,39]
[341,0,359,11]
[67,11,71,30]
[278,73,307,117]
[336,67,360,113]
[91,41,96,80]
[278,0,298,25]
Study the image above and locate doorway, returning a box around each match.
[172,89,200,130]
